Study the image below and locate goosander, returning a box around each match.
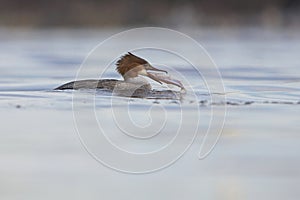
[55,52,184,97]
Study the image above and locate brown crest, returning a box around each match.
[116,52,148,76]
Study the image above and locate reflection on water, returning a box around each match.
[0,27,300,199]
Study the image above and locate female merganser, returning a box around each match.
[55,52,184,97]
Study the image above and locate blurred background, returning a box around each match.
[1,1,300,200]
[0,0,299,28]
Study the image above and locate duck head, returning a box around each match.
[116,52,184,89]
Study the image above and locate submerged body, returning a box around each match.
[55,52,184,98]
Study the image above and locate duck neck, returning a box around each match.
[123,76,152,91]
[124,76,148,84]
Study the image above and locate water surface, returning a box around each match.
[0,27,300,200]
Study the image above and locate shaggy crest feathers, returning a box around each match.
[116,52,148,76]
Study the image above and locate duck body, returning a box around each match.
[55,52,184,98]
[55,79,119,90]
[55,78,152,97]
